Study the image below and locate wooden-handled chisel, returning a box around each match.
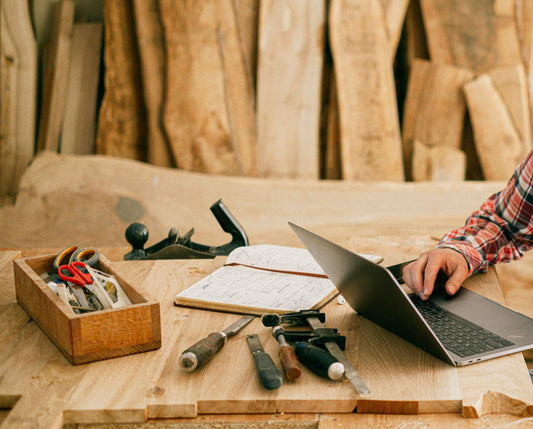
[246,334,283,390]
[294,342,344,380]
[179,315,255,371]
[272,326,301,381]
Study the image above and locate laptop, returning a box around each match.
[289,222,533,366]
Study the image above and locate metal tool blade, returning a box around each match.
[223,315,255,336]
[306,317,371,396]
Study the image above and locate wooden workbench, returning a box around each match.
[1,239,532,429]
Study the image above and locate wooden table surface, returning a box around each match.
[1,242,533,429]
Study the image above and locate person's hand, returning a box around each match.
[402,248,469,300]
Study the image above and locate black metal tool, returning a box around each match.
[246,334,283,390]
[294,342,344,380]
[272,326,301,381]
[179,315,255,371]
[262,309,370,396]
[124,199,249,260]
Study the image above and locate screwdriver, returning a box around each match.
[294,341,344,381]
[246,334,283,390]
[179,315,255,371]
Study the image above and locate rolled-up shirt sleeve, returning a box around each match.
[436,150,533,275]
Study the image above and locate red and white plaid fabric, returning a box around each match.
[437,150,533,275]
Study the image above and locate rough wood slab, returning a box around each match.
[0,152,506,250]
[60,22,102,156]
[96,0,146,161]
[420,0,523,74]
[464,68,532,180]
[329,0,404,181]
[256,0,325,179]
[401,59,473,181]
[36,0,74,153]
[132,0,174,168]
[160,0,256,176]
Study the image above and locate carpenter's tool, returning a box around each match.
[124,199,249,260]
[272,326,301,381]
[179,315,255,371]
[294,342,344,380]
[246,334,283,390]
[263,310,371,396]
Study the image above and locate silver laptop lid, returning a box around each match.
[289,222,455,365]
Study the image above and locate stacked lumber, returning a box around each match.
[4,0,533,188]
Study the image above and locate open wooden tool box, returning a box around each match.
[13,253,161,365]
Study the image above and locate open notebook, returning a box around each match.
[174,244,382,315]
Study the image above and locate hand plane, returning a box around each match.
[123,199,249,260]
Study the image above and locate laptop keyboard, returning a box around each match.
[410,295,514,357]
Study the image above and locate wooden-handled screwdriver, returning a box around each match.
[179,315,255,371]
[272,326,301,381]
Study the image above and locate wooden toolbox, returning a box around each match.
[13,253,161,365]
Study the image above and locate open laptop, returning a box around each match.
[289,222,533,366]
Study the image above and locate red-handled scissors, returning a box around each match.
[58,261,93,287]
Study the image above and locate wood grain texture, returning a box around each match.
[329,0,404,181]
[60,23,102,155]
[2,248,533,424]
[256,0,325,179]
[233,0,260,88]
[160,0,256,176]
[0,0,37,197]
[132,0,174,168]
[420,0,523,74]
[401,59,473,181]
[36,0,74,153]
[464,70,531,180]
[96,0,146,161]
[381,0,411,59]
[411,141,466,182]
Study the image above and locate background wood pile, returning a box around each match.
[3,0,533,202]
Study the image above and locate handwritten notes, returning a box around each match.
[174,245,382,315]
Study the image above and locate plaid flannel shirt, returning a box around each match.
[437,150,533,275]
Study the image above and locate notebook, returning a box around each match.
[289,222,533,366]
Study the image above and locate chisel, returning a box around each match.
[179,315,255,371]
[294,342,344,380]
[246,334,283,390]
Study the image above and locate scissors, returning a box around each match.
[57,261,94,288]
[53,246,100,271]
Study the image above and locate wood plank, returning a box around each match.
[132,0,174,168]
[329,0,404,181]
[60,22,102,155]
[420,0,523,74]
[160,0,256,176]
[36,0,75,153]
[464,68,531,180]
[401,59,473,181]
[0,7,18,200]
[0,0,37,197]
[256,0,325,179]
[233,0,260,88]
[411,141,466,182]
[489,65,533,149]
[96,0,146,161]
[382,0,410,60]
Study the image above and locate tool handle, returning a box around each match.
[279,345,302,381]
[294,342,344,381]
[252,351,283,390]
[179,332,226,371]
